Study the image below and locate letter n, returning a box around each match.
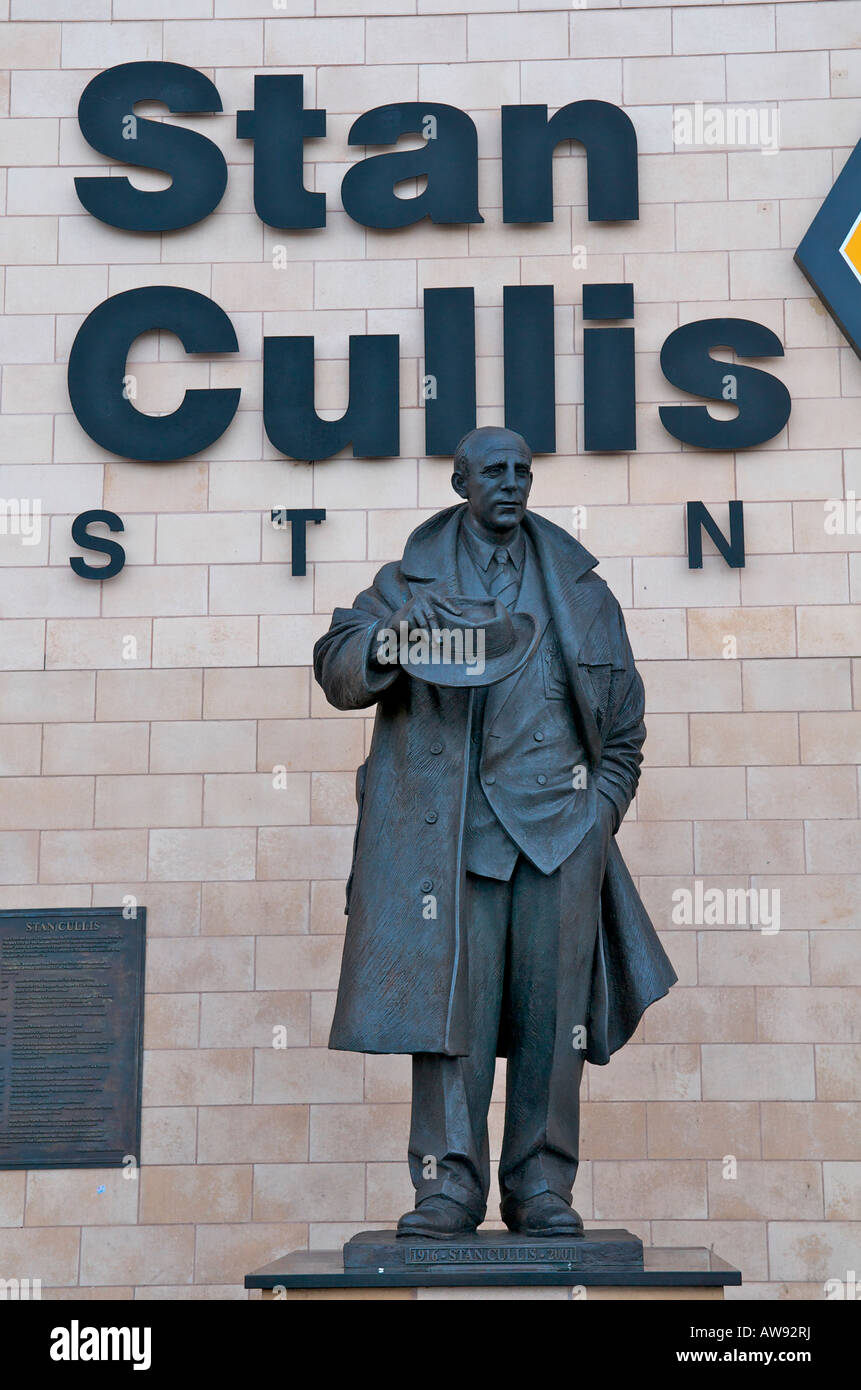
[502,101,638,223]
[687,500,745,568]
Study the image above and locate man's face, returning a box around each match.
[454,435,533,533]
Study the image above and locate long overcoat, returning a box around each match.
[313,504,677,1064]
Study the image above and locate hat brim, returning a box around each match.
[398,613,541,689]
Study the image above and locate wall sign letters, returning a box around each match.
[65,62,787,575]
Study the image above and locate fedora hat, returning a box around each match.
[390,592,539,689]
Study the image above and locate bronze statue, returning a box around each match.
[314,426,676,1239]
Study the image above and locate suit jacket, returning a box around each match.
[459,521,598,877]
[313,503,677,1062]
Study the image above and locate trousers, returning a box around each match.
[407,808,612,1219]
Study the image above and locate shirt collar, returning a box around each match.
[461,515,525,571]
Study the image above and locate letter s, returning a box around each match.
[659,318,790,449]
[70,510,126,580]
[75,61,227,231]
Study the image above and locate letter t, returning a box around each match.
[237,75,326,229]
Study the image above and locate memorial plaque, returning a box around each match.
[0,907,146,1169]
[344,1228,644,1275]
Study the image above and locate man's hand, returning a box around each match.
[389,591,447,635]
[368,589,460,671]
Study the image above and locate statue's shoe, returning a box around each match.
[501,1192,584,1237]
[396,1195,479,1239]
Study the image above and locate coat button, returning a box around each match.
[421,878,433,892]
[533,731,544,742]
[430,742,443,754]
[425,811,438,824]
[536,774,547,785]
[485,774,496,786]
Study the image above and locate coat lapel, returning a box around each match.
[522,511,603,656]
[521,512,605,765]
[400,503,463,593]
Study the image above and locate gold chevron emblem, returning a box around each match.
[839,209,861,285]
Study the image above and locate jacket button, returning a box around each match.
[536,774,547,785]
[430,742,443,754]
[485,774,496,786]
[533,731,544,742]
[421,878,433,892]
[425,811,438,824]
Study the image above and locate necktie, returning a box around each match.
[487,545,519,610]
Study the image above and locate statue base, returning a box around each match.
[344,1227,643,1274]
[245,1237,741,1299]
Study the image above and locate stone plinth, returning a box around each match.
[246,1239,741,1301]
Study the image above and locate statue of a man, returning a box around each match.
[314,426,676,1239]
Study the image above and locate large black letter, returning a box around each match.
[503,286,556,453]
[341,104,482,229]
[264,335,399,459]
[502,101,638,224]
[660,319,791,450]
[70,510,126,580]
[68,287,240,461]
[687,501,745,569]
[423,288,476,456]
[271,508,327,577]
[237,75,326,229]
[75,62,227,231]
[583,282,636,451]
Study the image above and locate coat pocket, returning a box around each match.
[577,661,613,728]
[542,640,569,700]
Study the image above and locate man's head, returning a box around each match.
[451,427,533,537]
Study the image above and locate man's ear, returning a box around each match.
[451,471,468,499]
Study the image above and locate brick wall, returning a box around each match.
[0,0,858,1299]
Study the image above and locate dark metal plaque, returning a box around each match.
[0,907,146,1169]
[344,1228,644,1273]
